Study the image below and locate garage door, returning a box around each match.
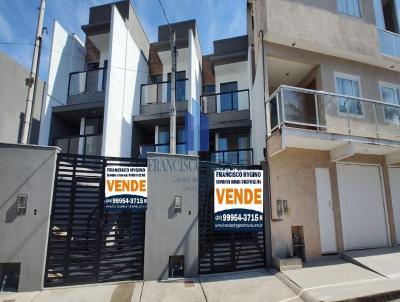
[388,167,400,245]
[337,164,389,250]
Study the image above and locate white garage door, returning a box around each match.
[388,167,400,245]
[337,164,389,250]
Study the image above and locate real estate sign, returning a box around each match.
[104,166,147,211]
[214,170,263,231]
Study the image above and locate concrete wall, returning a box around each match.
[249,44,267,164]
[144,153,199,280]
[0,144,58,292]
[0,52,45,144]
[102,5,149,157]
[39,21,85,145]
[267,142,399,259]
[263,0,400,69]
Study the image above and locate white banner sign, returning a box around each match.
[104,166,147,211]
[214,169,263,231]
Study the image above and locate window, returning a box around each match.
[84,117,103,135]
[382,0,399,33]
[220,82,239,112]
[150,74,163,84]
[337,0,361,17]
[216,132,251,164]
[380,84,400,121]
[203,85,215,95]
[157,126,187,154]
[335,74,363,116]
[167,71,186,102]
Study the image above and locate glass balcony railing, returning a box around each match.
[54,134,103,156]
[68,67,107,96]
[201,149,253,165]
[139,143,187,158]
[140,79,188,105]
[200,89,250,113]
[266,85,400,141]
[378,29,400,58]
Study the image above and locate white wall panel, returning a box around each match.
[389,167,400,244]
[102,5,148,157]
[38,21,85,145]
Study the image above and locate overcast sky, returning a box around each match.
[0,0,246,80]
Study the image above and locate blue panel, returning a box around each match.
[200,114,209,151]
[185,112,194,151]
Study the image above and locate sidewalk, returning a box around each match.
[0,270,302,302]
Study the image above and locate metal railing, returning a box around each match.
[140,79,188,105]
[54,134,103,156]
[378,29,400,58]
[68,67,107,96]
[139,143,187,158]
[200,89,250,113]
[201,148,253,165]
[266,85,400,141]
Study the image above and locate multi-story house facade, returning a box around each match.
[38,0,265,165]
[249,0,400,261]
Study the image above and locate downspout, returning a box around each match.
[259,29,273,268]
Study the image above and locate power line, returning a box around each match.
[157,0,171,27]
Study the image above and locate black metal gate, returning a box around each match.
[44,154,147,287]
[198,162,266,274]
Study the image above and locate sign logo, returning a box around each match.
[104,166,147,211]
[214,170,263,231]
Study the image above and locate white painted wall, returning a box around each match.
[102,5,149,157]
[38,21,85,145]
[214,61,249,112]
[250,44,266,164]
[188,28,202,153]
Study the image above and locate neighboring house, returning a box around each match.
[0,51,45,144]
[38,0,266,165]
[248,0,400,260]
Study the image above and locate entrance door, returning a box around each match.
[337,164,389,250]
[389,167,400,244]
[315,168,337,254]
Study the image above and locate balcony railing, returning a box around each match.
[200,89,250,113]
[68,67,107,96]
[378,29,400,58]
[140,79,188,105]
[54,134,102,156]
[267,85,400,141]
[200,149,253,165]
[139,143,187,158]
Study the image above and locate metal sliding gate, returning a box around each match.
[44,154,147,287]
[198,162,266,274]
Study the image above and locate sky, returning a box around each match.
[0,0,246,81]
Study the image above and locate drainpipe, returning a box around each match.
[259,29,273,268]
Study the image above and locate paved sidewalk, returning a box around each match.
[0,270,302,302]
[280,259,400,302]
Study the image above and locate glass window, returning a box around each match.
[381,85,400,121]
[336,76,363,115]
[167,71,186,102]
[157,126,187,154]
[203,85,215,95]
[220,82,239,112]
[337,0,361,17]
[84,117,103,135]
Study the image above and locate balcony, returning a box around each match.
[200,90,251,129]
[139,79,189,115]
[54,134,102,156]
[378,29,400,58]
[67,67,107,105]
[200,149,253,165]
[139,143,187,159]
[266,86,400,161]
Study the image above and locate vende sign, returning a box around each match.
[104,166,147,211]
[214,170,263,231]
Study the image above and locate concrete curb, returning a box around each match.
[275,272,319,302]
